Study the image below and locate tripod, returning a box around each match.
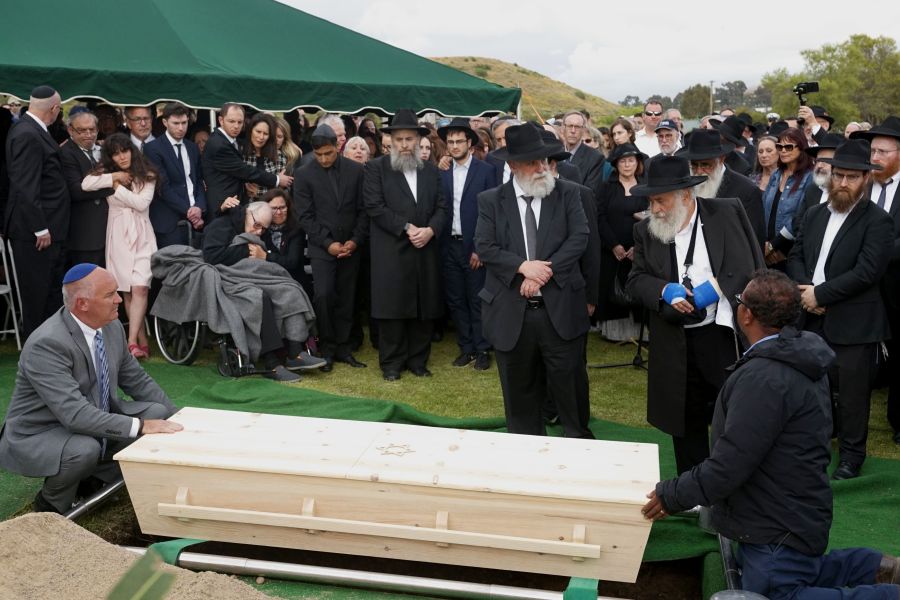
[588,308,648,371]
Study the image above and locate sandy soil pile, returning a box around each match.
[0,513,271,600]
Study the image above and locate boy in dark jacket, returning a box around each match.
[642,270,899,599]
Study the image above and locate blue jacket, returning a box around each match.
[762,168,812,242]
[440,156,497,257]
[144,136,207,234]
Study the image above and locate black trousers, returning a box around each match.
[11,238,66,340]
[310,254,360,358]
[154,227,190,249]
[442,239,489,354]
[495,306,593,438]
[675,323,737,474]
[378,318,433,374]
[66,248,105,270]
[829,342,878,466]
[886,308,900,434]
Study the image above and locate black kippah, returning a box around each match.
[30,85,56,99]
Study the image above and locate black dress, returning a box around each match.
[595,177,649,321]
[262,223,314,299]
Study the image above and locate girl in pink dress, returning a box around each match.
[82,133,158,359]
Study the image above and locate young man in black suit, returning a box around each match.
[144,102,207,247]
[3,85,70,339]
[294,124,368,371]
[59,109,110,267]
[474,123,593,439]
[787,139,894,480]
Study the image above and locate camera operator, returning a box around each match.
[792,81,832,146]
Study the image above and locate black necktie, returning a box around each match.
[877,179,893,210]
[523,196,537,260]
[84,147,96,167]
[174,143,186,177]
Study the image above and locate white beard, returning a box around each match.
[692,166,725,198]
[390,147,423,172]
[516,169,556,198]
[813,167,830,188]
[648,196,691,243]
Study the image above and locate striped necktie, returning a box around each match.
[94,330,111,456]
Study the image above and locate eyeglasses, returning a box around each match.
[690,160,718,171]
[9,102,21,107]
[445,139,469,146]
[830,172,863,184]
[270,205,287,212]
[563,123,584,130]
[249,212,268,232]
[775,143,797,152]
[644,111,663,117]
[734,293,753,310]
[872,147,899,157]
[127,116,151,123]
[71,126,97,135]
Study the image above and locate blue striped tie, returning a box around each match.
[95,331,111,456]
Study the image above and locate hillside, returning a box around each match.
[433,56,622,124]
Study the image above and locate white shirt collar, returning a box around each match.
[676,200,699,236]
[25,111,49,132]
[512,177,527,199]
[165,131,185,146]
[70,312,99,337]
[219,128,237,145]
[453,154,472,171]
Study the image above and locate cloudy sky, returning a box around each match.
[278,0,899,103]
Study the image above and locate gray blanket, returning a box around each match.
[150,245,315,360]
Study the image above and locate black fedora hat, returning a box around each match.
[538,129,571,162]
[678,129,735,161]
[493,123,558,162]
[850,115,900,141]
[805,132,845,157]
[810,105,834,126]
[818,139,883,171]
[607,143,647,165]
[768,120,790,138]
[630,156,707,196]
[718,116,749,147]
[381,108,430,137]
[437,116,479,145]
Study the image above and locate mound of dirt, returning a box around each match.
[0,513,269,600]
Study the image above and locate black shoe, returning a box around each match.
[320,358,334,373]
[409,367,432,377]
[893,431,900,446]
[452,353,475,367]
[473,352,491,371]
[831,461,861,480]
[264,365,302,382]
[383,371,401,381]
[33,490,61,514]
[335,354,367,368]
[77,476,106,499]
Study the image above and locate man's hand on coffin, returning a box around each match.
[641,490,668,521]
[140,419,184,435]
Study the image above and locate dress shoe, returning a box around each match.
[335,354,367,368]
[76,476,106,499]
[383,371,401,382]
[876,554,900,584]
[831,461,861,480]
[33,490,62,514]
[320,358,334,373]
[474,351,491,371]
[452,353,475,367]
[284,353,327,371]
[409,367,432,377]
[264,365,302,382]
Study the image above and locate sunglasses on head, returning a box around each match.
[775,143,797,152]
[644,110,663,117]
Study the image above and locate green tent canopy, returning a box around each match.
[0,0,520,117]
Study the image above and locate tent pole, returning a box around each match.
[210,108,216,132]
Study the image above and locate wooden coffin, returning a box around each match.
[116,407,658,582]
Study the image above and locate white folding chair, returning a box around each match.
[0,237,22,350]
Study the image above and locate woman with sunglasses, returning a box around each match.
[761,128,813,267]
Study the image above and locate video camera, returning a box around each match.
[792,81,819,125]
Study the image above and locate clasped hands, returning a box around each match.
[186,206,204,230]
[406,224,434,249]
[328,240,358,259]
[518,260,552,298]
[798,284,826,315]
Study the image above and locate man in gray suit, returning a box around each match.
[0,264,182,513]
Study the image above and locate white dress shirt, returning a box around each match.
[512,177,542,260]
[69,313,140,438]
[403,168,418,203]
[673,204,734,330]
[131,133,154,152]
[870,174,898,214]
[812,202,855,286]
[451,155,472,235]
[165,131,196,206]
[635,129,661,157]
[502,162,511,184]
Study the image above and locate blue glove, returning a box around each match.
[662,283,688,305]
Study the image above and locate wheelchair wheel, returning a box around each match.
[217,343,241,377]
[154,317,204,365]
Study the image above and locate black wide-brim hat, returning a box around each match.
[630,156,707,196]
[437,116,480,145]
[718,116,749,147]
[810,105,835,126]
[805,132,846,157]
[678,129,735,161]
[850,115,900,141]
[380,108,431,137]
[607,142,647,165]
[818,139,883,171]
[493,123,559,162]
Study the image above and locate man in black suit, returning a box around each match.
[626,156,763,473]
[560,110,605,195]
[853,117,900,446]
[715,116,754,176]
[294,124,368,371]
[3,86,70,340]
[144,102,207,247]
[787,139,893,480]
[791,133,845,238]
[202,103,292,218]
[681,129,766,249]
[59,109,109,267]
[124,106,155,152]
[474,124,593,438]
[364,109,447,381]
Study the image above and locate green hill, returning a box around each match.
[433,56,622,124]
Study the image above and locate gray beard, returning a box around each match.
[390,148,423,172]
[516,170,556,198]
[692,167,724,199]
[648,196,690,243]
[813,168,830,188]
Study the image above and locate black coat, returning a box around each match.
[294,156,368,261]
[791,184,825,240]
[3,116,70,241]
[474,178,589,351]
[261,223,305,282]
[725,151,751,177]
[202,129,277,218]
[596,179,648,319]
[626,197,764,436]
[363,156,447,320]
[657,327,836,556]
[786,198,893,345]
[717,167,766,250]
[569,143,605,196]
[870,179,900,312]
[58,140,109,251]
[575,182,601,307]
[201,207,249,266]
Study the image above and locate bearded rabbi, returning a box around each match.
[626,155,763,474]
